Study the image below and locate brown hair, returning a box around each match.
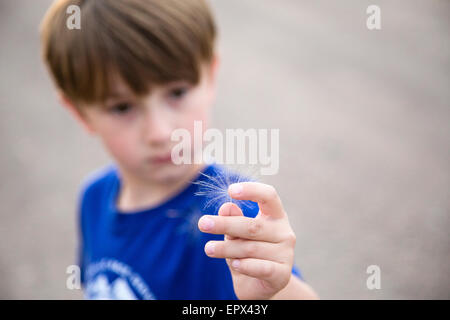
[40,0,217,106]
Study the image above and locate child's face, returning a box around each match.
[72,61,218,184]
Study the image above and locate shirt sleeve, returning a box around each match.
[76,177,90,287]
[291,264,304,281]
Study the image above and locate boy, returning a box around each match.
[40,0,318,299]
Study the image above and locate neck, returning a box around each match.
[116,163,207,213]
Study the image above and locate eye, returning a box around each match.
[108,102,133,114]
[168,86,189,100]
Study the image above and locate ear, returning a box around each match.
[57,92,96,136]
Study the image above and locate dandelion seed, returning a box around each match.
[192,164,260,212]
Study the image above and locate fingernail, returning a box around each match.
[199,216,215,231]
[232,259,240,270]
[229,183,243,196]
[205,242,215,255]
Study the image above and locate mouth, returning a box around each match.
[149,153,173,164]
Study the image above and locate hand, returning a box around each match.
[198,182,296,300]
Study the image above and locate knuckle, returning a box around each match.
[247,220,263,238]
[285,231,297,246]
[267,185,278,200]
[244,242,258,256]
[259,185,277,205]
[260,262,274,278]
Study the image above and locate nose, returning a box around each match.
[143,106,173,147]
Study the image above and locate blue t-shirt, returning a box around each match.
[77,162,303,299]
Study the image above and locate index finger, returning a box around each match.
[228,182,286,219]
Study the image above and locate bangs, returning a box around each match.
[41,0,216,105]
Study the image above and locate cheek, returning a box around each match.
[180,88,212,129]
[99,127,139,164]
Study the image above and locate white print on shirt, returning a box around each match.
[86,275,137,300]
[84,258,156,300]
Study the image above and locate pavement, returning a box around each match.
[0,0,448,299]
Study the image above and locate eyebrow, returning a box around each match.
[104,90,135,102]
[108,90,128,98]
[106,84,153,100]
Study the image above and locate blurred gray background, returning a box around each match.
[0,0,449,299]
